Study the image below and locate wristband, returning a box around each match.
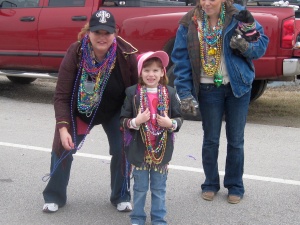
[169,119,177,131]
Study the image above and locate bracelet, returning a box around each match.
[130,119,138,129]
[169,119,177,131]
[56,121,69,125]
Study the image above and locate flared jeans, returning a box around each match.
[198,83,251,197]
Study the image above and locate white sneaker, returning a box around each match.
[43,203,58,213]
[117,202,132,212]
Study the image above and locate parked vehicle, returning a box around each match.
[0,0,299,103]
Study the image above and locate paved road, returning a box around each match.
[0,78,300,225]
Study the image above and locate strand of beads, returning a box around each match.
[138,84,169,164]
[139,84,168,136]
[142,126,167,164]
[77,36,117,116]
[198,20,222,77]
[194,3,225,77]
[81,34,117,76]
[238,21,256,33]
[202,3,225,46]
[157,84,169,113]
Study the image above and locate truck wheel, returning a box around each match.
[167,65,202,121]
[251,80,267,102]
[7,76,37,84]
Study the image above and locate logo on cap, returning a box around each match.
[96,10,111,24]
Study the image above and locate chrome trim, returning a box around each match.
[283,58,300,76]
[0,70,57,79]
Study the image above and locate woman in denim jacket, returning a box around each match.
[171,0,269,204]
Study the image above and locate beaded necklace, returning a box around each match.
[194,4,225,86]
[138,84,169,164]
[77,34,116,117]
[72,35,116,151]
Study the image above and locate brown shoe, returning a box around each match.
[201,191,215,201]
[227,195,241,204]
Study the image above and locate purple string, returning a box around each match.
[121,159,131,197]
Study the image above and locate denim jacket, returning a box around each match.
[171,3,269,100]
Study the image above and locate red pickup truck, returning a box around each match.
[0,0,299,102]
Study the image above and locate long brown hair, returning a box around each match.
[77,23,90,41]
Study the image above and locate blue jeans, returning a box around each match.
[130,167,167,225]
[198,83,251,197]
[43,111,130,207]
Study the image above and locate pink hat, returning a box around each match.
[137,51,169,76]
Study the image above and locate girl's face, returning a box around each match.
[88,30,115,57]
[140,61,164,88]
[200,0,225,18]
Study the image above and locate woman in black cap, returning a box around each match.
[42,9,138,213]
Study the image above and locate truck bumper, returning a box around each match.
[0,70,58,79]
[283,58,300,76]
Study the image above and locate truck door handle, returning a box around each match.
[20,16,35,22]
[72,16,87,21]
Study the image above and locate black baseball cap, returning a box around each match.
[89,9,116,33]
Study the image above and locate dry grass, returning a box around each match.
[248,85,300,128]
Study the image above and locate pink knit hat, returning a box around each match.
[137,51,169,76]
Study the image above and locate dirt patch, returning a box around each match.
[248,84,300,128]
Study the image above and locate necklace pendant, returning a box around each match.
[84,80,95,93]
[208,56,216,65]
[208,47,217,56]
[214,73,223,87]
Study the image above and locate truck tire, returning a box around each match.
[7,76,37,84]
[167,65,202,121]
[250,80,267,102]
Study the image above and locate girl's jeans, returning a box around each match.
[43,111,130,207]
[198,83,251,197]
[130,167,167,225]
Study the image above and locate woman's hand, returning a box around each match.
[181,95,198,116]
[230,29,249,53]
[157,111,172,128]
[135,108,150,126]
[59,127,74,151]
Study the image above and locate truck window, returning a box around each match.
[103,0,196,7]
[0,0,39,8]
[48,0,85,7]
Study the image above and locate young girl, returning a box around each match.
[120,51,183,225]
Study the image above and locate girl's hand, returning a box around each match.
[135,108,150,126]
[59,127,74,151]
[157,111,172,128]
